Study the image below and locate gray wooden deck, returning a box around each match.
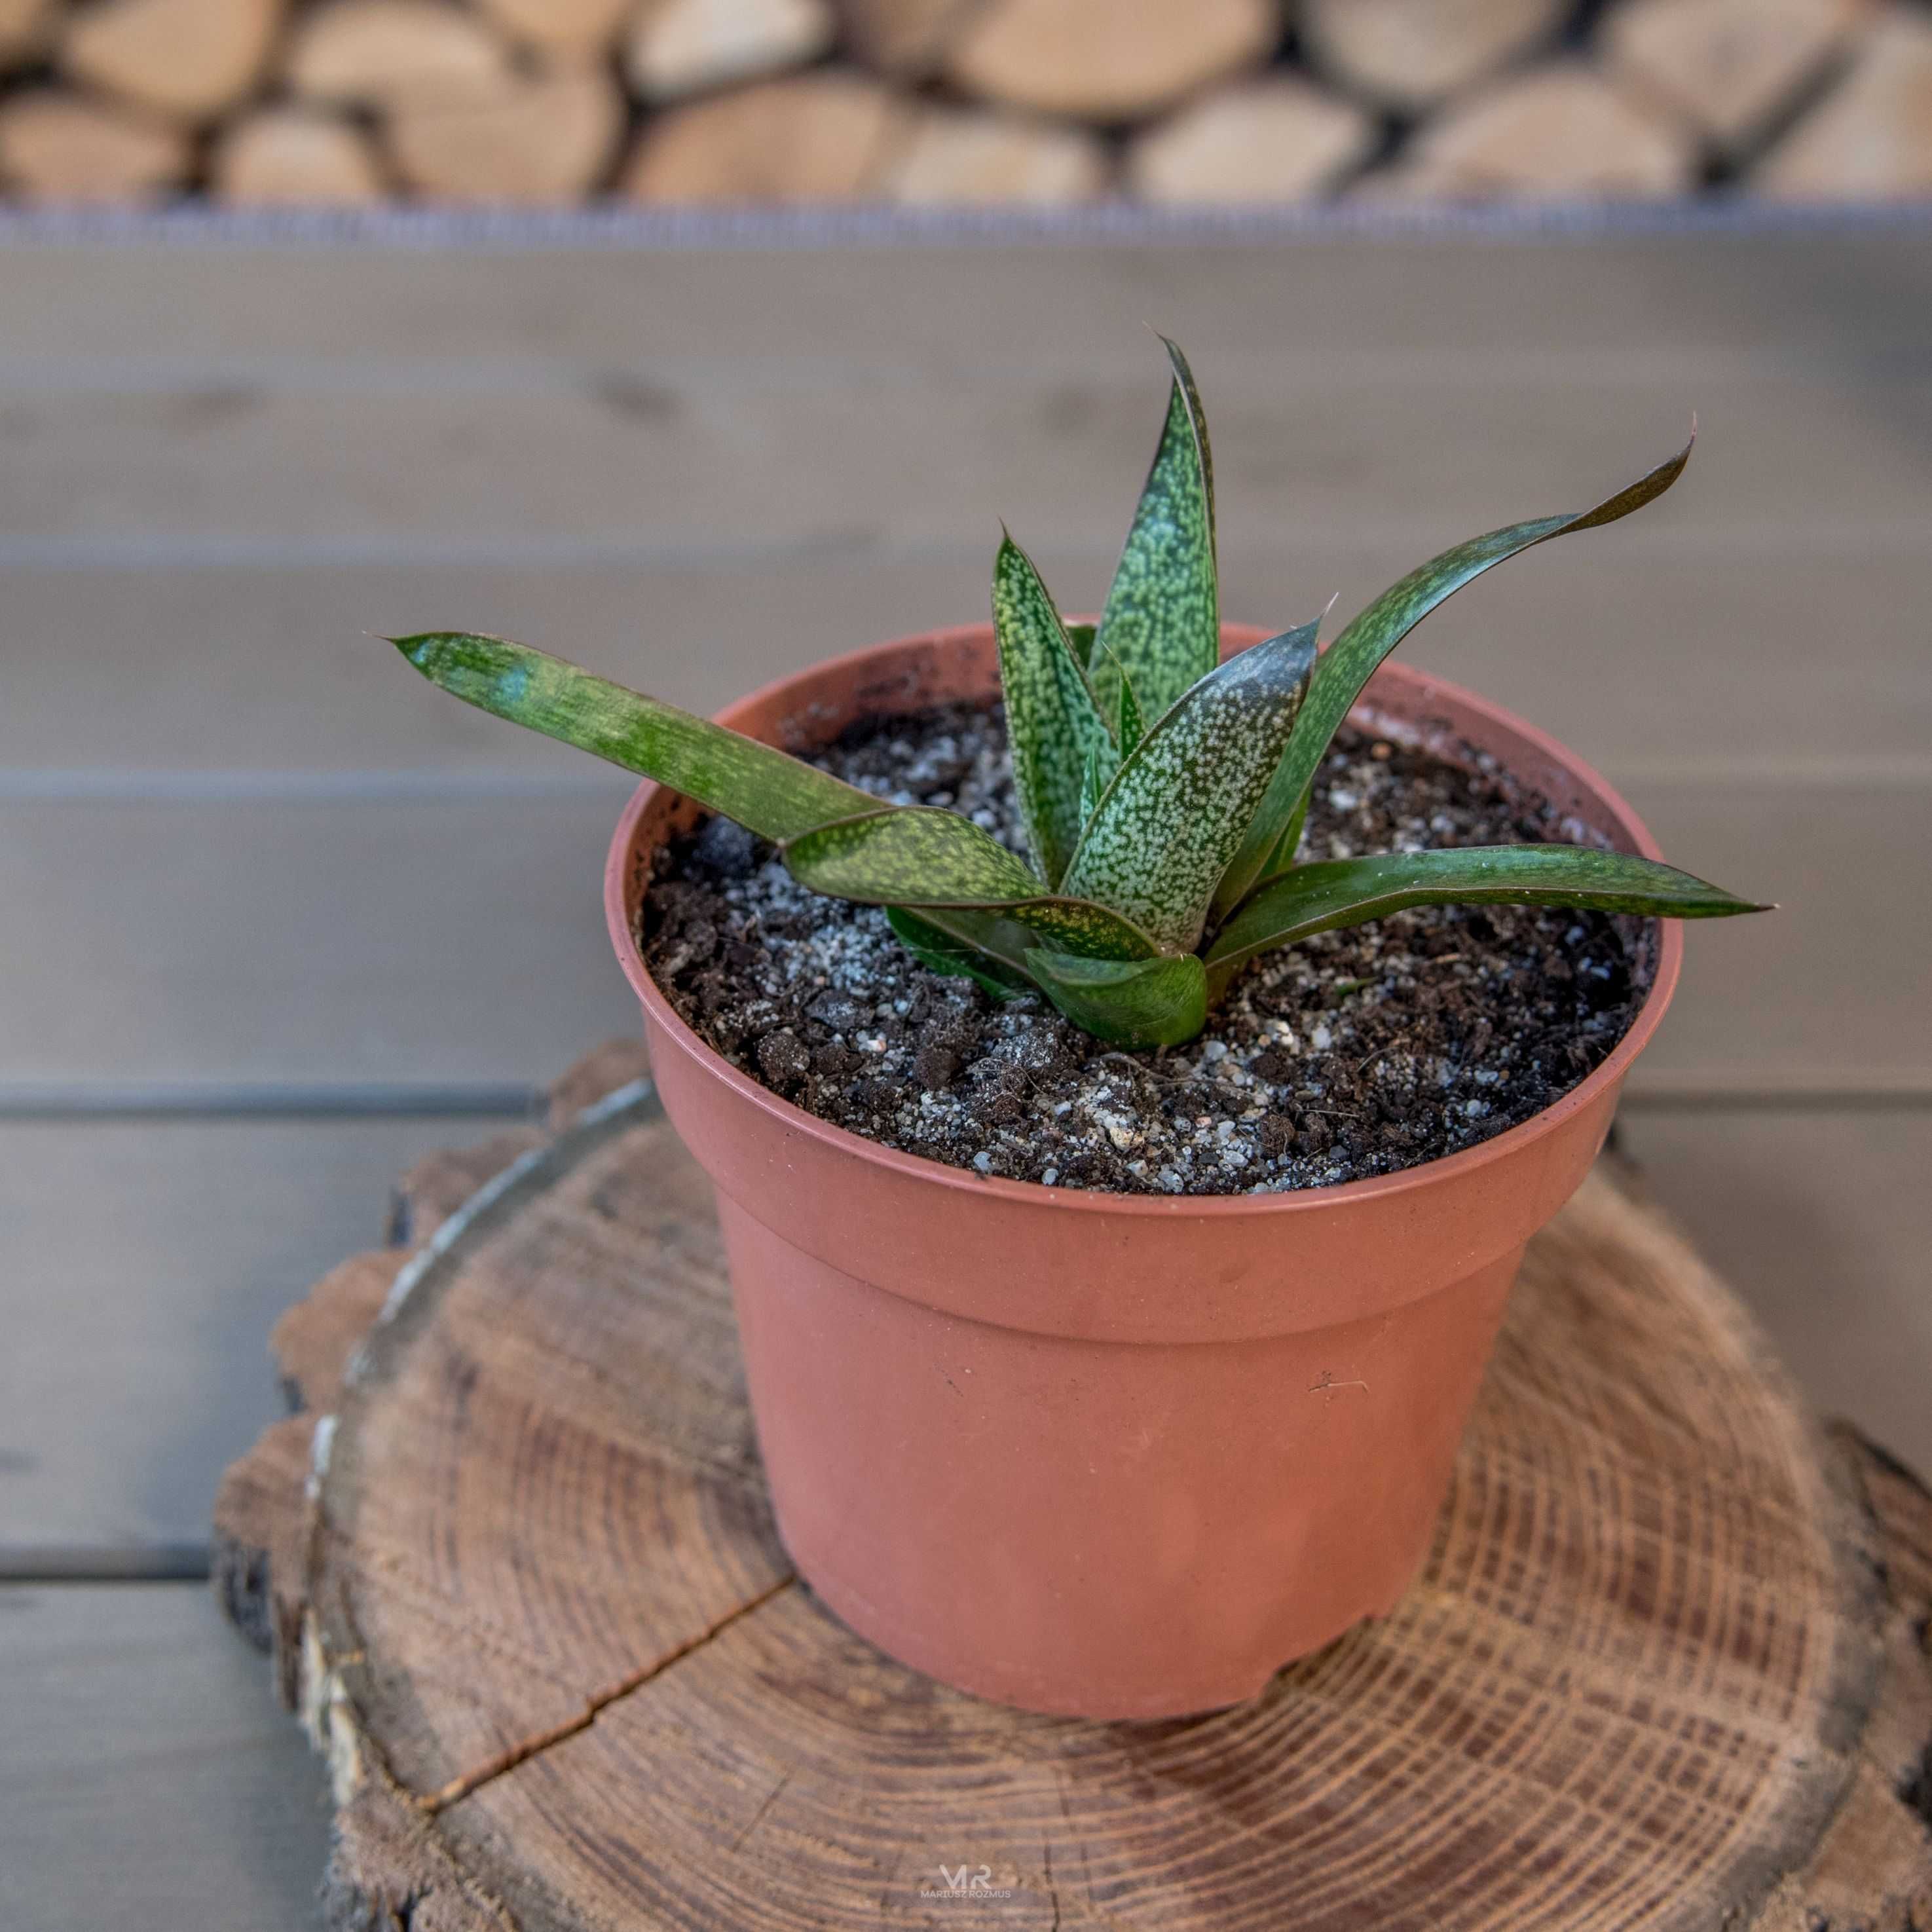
[3,223,1927,1929]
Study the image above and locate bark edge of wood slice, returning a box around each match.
[212,1039,1932,1932]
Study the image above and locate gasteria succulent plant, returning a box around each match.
[395,340,1766,1051]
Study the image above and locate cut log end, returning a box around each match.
[212,1038,1932,1930]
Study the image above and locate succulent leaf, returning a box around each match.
[1026,948,1209,1049]
[1204,844,1768,990]
[992,534,1115,888]
[392,631,877,841]
[1079,740,1107,827]
[886,906,1031,998]
[785,804,1041,899]
[1097,642,1147,758]
[783,808,1159,960]
[1092,336,1218,727]
[1062,620,1320,954]
[897,904,1060,985]
[1063,620,1096,670]
[1214,437,1696,918]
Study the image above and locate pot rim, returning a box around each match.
[604,623,1682,1220]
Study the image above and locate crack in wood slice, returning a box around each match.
[418,1574,798,1814]
[210,1039,1932,1932]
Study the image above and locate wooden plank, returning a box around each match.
[1620,1109,1932,1475]
[0,1582,331,1931]
[1,1096,1920,1578]
[0,233,1925,363]
[0,796,639,1089]
[0,358,1922,553]
[0,780,1920,1093]
[1630,780,1932,1095]
[0,1116,514,1560]
[3,547,1929,781]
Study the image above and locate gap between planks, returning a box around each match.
[3,1085,1929,1124]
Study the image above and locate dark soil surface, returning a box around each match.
[642,703,1648,1196]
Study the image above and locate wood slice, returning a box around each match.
[626,0,838,103]
[212,106,389,205]
[60,0,284,123]
[287,0,516,114]
[1125,79,1378,204]
[1603,0,1865,157]
[214,1043,1932,1931]
[942,0,1278,121]
[1299,0,1569,110]
[1751,6,1932,201]
[0,87,188,200]
[622,71,906,203]
[384,65,625,204]
[1362,64,1697,202]
[886,106,1109,204]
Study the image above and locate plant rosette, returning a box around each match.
[393,343,1766,1717]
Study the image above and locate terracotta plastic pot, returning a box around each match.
[605,623,1681,1719]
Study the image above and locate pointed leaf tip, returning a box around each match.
[387,628,876,842]
[1207,845,1769,982]
[1094,336,1219,726]
[1219,437,1698,912]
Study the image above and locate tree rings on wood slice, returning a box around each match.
[212,1041,1932,1931]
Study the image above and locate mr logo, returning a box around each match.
[937,1864,995,1894]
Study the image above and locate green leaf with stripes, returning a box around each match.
[392,631,876,841]
[1092,336,1218,727]
[1026,948,1209,1049]
[783,808,1159,960]
[1204,844,1768,993]
[1062,620,1320,954]
[992,534,1115,889]
[1213,436,1696,920]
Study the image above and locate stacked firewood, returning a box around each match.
[0,0,1923,206]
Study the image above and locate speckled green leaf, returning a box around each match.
[1064,621,1096,670]
[1079,740,1107,827]
[785,808,1159,961]
[392,631,874,841]
[1026,948,1208,1049]
[886,907,1031,999]
[992,534,1115,888]
[1093,337,1218,726]
[1215,437,1695,920]
[1097,643,1147,758]
[1204,844,1768,991]
[1063,620,1320,954]
[786,806,1042,899]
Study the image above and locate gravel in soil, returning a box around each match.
[642,702,1648,1197]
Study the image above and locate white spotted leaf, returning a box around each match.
[1063,620,1320,954]
[992,534,1115,889]
[1092,336,1217,727]
[392,631,874,838]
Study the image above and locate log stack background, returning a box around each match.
[0,0,1925,209]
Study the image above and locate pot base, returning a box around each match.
[722,1193,1517,1720]
[789,1535,1419,1720]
